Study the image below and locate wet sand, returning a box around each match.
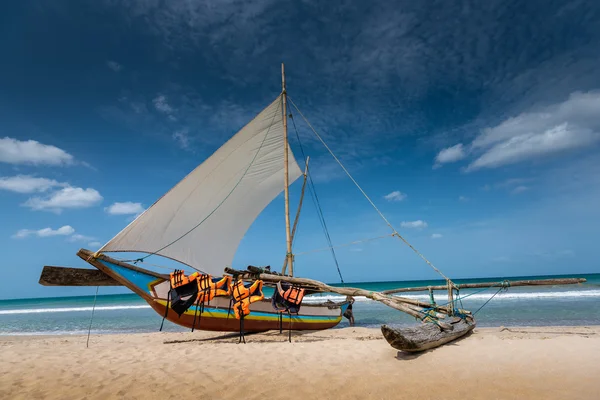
[1,326,599,399]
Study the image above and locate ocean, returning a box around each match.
[1,273,599,336]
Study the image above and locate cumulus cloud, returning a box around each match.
[431,233,443,239]
[433,144,466,168]
[433,92,600,171]
[467,123,599,171]
[12,225,75,239]
[400,220,428,229]
[105,201,145,215]
[173,128,190,149]
[384,190,407,202]
[23,187,103,213]
[483,178,532,194]
[67,233,95,242]
[511,185,528,194]
[0,137,74,166]
[153,95,174,114]
[465,91,600,171]
[106,60,122,72]
[0,175,67,193]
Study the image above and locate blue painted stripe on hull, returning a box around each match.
[158,300,342,322]
[101,260,161,293]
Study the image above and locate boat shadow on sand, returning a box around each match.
[163,330,382,345]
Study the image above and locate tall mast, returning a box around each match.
[281,63,294,276]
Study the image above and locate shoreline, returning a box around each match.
[1,326,599,399]
[1,324,599,339]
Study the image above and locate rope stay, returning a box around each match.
[129,98,282,267]
[288,97,453,284]
[289,111,345,284]
[86,286,99,348]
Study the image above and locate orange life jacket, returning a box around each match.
[170,270,199,289]
[272,281,305,314]
[196,275,232,303]
[231,279,264,319]
[278,282,305,306]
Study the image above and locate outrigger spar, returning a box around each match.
[39,64,587,352]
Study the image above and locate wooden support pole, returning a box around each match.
[447,279,454,316]
[381,278,586,295]
[282,157,309,275]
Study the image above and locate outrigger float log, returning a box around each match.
[38,64,587,352]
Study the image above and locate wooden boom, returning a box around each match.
[225,267,460,329]
[381,277,586,295]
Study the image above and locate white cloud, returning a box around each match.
[68,233,95,242]
[468,123,599,171]
[0,175,67,194]
[153,95,174,114]
[484,178,532,194]
[433,144,466,168]
[400,220,428,229]
[458,196,469,202]
[383,190,407,202]
[88,241,103,248]
[466,91,600,171]
[12,225,75,239]
[105,201,145,215]
[173,128,190,149]
[23,187,103,213]
[106,60,122,72]
[0,137,74,166]
[511,185,528,194]
[431,233,443,239]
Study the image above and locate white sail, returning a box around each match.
[100,95,302,275]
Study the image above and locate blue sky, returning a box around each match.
[1,1,600,299]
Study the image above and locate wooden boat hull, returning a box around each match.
[380,318,476,352]
[77,249,349,332]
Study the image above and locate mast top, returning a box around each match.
[281,63,286,93]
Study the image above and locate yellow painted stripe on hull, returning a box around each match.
[154,300,342,324]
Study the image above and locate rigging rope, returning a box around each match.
[113,257,196,273]
[415,280,510,317]
[86,286,99,348]
[130,97,282,267]
[473,285,509,315]
[288,97,453,284]
[289,111,345,284]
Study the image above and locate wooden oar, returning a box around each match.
[39,266,122,286]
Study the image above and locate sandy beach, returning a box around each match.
[1,326,598,400]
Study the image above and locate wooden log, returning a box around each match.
[237,267,468,315]
[39,266,122,286]
[225,267,454,329]
[381,318,476,352]
[381,277,586,295]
